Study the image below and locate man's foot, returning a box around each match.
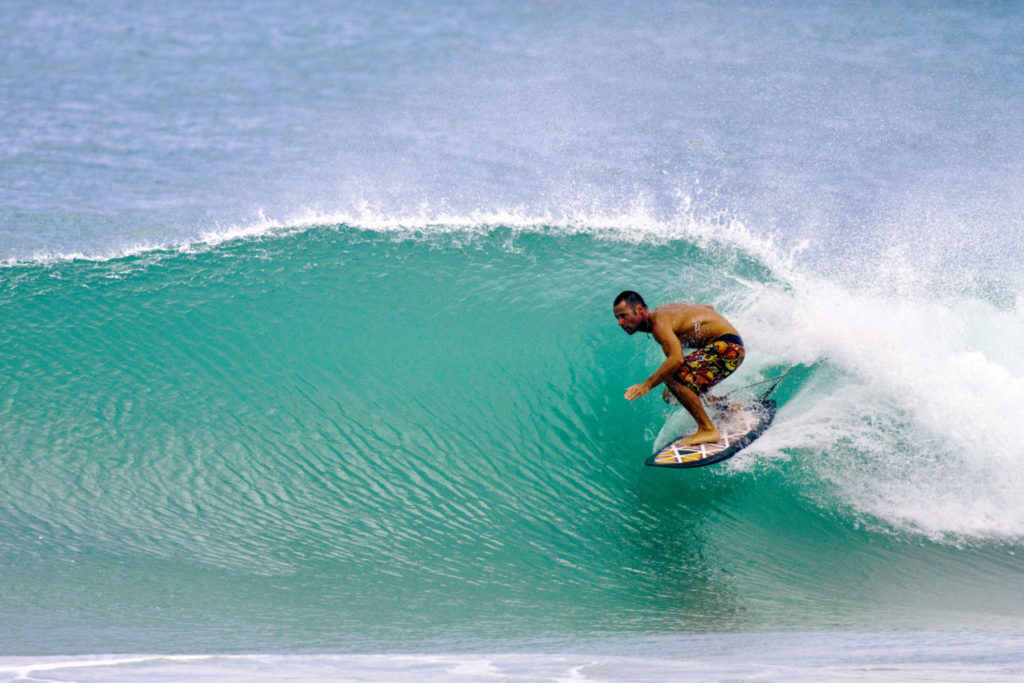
[677,427,721,447]
[705,395,743,412]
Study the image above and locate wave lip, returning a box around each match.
[4,194,797,276]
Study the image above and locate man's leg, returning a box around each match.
[664,376,720,446]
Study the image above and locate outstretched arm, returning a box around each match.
[625,318,684,400]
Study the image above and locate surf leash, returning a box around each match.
[732,357,829,400]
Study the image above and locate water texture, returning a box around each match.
[2,0,1023,676]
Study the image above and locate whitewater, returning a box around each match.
[3,0,1024,680]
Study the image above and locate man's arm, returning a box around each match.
[624,317,684,400]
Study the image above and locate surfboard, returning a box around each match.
[645,395,776,468]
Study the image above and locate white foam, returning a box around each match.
[3,192,797,270]
[3,637,1023,683]
[741,256,1024,542]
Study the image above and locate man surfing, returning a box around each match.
[613,291,745,447]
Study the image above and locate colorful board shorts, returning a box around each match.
[674,334,745,395]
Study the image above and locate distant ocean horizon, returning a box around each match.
[3,1,1023,680]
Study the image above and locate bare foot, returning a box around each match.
[706,395,743,412]
[677,427,721,447]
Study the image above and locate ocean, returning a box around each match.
[2,0,1024,680]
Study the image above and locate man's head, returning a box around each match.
[613,290,648,334]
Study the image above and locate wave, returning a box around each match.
[2,220,1023,642]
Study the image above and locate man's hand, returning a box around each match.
[625,383,651,400]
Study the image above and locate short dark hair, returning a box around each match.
[613,291,646,308]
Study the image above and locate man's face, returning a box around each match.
[613,302,646,335]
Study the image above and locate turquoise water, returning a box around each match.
[3,225,1023,658]
[3,0,1024,678]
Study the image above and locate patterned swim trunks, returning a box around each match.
[674,334,745,395]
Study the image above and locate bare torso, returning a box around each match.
[649,303,739,348]
[616,296,742,447]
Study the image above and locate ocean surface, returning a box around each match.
[3,0,1024,680]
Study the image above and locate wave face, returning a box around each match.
[5,0,1024,656]
[2,222,1023,652]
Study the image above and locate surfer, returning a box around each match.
[613,291,745,447]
